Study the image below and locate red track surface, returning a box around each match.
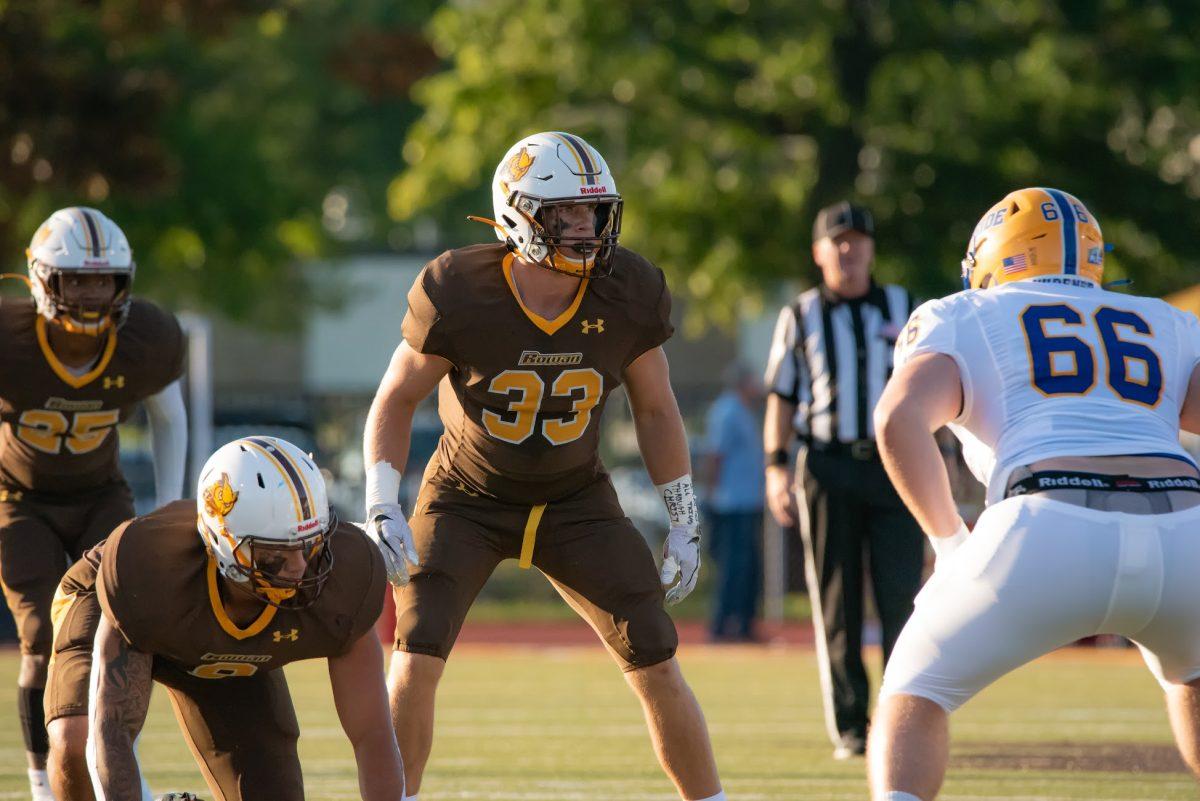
[373,592,815,647]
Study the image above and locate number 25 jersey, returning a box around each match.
[897,277,1200,504]
[402,243,673,504]
[0,297,185,494]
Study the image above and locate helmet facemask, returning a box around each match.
[218,514,337,610]
[508,194,623,279]
[30,261,134,336]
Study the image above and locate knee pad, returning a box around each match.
[616,604,679,671]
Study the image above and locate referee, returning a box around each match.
[763,201,925,760]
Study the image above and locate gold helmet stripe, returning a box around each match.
[560,132,598,186]
[550,133,588,186]
[239,438,305,523]
[71,209,95,257]
[254,436,316,524]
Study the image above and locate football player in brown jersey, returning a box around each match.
[362,132,725,801]
[45,437,403,801]
[0,207,188,801]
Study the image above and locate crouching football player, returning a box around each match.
[44,437,404,801]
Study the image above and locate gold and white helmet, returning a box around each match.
[487,131,623,278]
[26,207,135,335]
[196,437,335,609]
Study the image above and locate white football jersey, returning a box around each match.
[897,276,1200,503]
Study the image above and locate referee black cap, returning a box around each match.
[813,201,874,241]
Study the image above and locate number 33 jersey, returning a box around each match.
[402,243,674,504]
[0,297,185,494]
[896,277,1200,504]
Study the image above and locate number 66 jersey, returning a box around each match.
[896,276,1200,504]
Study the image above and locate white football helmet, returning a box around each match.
[26,206,135,335]
[196,436,335,609]
[487,131,623,278]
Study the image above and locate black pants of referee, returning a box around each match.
[794,445,925,750]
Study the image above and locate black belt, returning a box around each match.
[807,439,878,461]
[1006,470,1200,498]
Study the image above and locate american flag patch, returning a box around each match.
[1001,253,1027,273]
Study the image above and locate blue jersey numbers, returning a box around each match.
[1020,304,1162,407]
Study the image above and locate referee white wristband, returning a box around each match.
[365,460,403,510]
[656,474,699,529]
[928,520,969,561]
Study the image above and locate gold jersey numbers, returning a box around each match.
[17,408,120,454]
[483,368,603,446]
[189,661,260,679]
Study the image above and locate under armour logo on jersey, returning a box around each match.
[272,629,299,643]
[581,319,605,334]
[0,489,22,502]
[103,375,125,389]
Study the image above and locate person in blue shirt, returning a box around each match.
[702,363,766,641]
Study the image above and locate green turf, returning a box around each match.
[0,646,1193,800]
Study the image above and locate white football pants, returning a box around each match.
[880,494,1200,712]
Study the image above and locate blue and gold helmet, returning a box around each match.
[962,187,1104,290]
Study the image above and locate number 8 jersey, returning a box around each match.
[402,242,673,504]
[896,276,1200,504]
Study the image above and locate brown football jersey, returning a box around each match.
[0,297,185,494]
[85,501,385,680]
[402,243,673,503]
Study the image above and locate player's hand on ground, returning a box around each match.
[365,503,420,587]
[660,524,701,605]
[765,465,797,528]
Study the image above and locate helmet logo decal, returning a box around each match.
[1001,253,1028,275]
[204,472,239,519]
[507,147,536,182]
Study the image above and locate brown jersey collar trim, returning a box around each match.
[206,557,278,640]
[36,316,119,389]
[502,253,588,336]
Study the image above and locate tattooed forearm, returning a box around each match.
[89,615,153,801]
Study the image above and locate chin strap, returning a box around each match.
[469,215,598,278]
[55,315,113,336]
[255,580,297,605]
[0,272,32,289]
[467,215,507,236]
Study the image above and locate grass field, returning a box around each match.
[0,644,1194,800]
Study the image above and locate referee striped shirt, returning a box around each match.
[764,282,915,443]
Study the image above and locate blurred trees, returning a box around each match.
[6,1,1199,324]
[391,0,1200,323]
[0,0,438,323]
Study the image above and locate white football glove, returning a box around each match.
[365,503,420,587]
[660,523,701,605]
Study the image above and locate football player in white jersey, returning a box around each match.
[867,187,1200,800]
